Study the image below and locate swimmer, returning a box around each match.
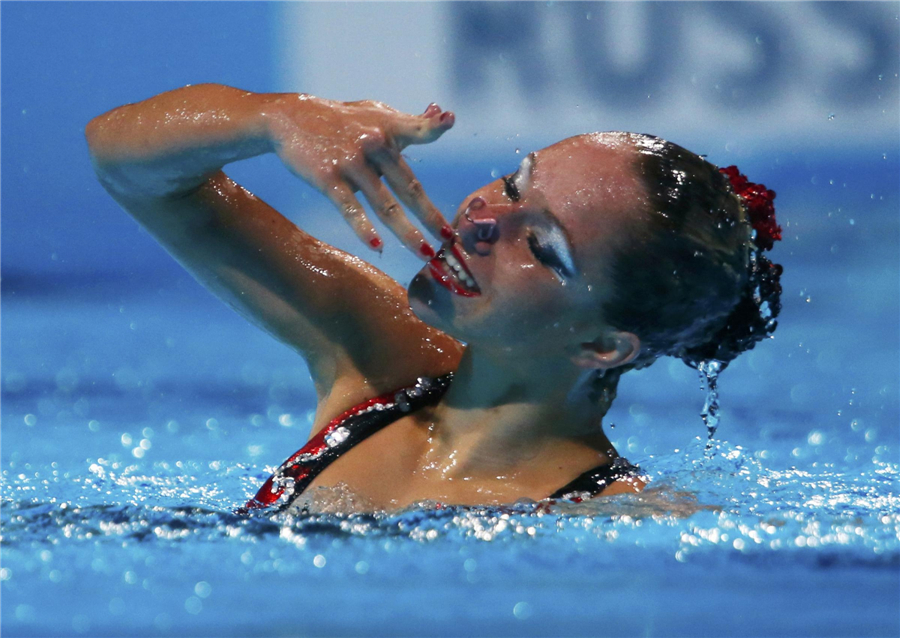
[85,84,782,512]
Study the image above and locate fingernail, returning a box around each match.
[440,225,454,241]
[439,111,455,126]
[419,242,436,259]
[370,237,383,250]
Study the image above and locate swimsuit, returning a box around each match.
[244,374,642,511]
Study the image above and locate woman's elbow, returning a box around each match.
[85,114,123,190]
[84,107,121,162]
[85,114,162,198]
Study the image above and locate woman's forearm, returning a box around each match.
[87,84,455,253]
[85,83,280,197]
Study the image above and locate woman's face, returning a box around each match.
[409,133,647,356]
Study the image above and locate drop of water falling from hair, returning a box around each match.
[698,360,722,453]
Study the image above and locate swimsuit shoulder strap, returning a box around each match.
[548,457,642,502]
[244,374,639,511]
[244,374,453,511]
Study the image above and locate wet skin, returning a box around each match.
[410,135,647,355]
[86,86,646,510]
[307,138,650,508]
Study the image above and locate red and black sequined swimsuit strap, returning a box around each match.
[548,457,643,503]
[244,374,454,511]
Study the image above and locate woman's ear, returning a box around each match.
[571,331,641,370]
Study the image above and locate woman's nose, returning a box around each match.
[465,198,500,244]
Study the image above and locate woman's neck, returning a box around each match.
[423,346,618,479]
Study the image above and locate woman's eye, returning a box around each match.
[527,233,567,278]
[502,175,520,202]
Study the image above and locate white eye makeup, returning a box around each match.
[513,153,534,193]
[527,224,577,279]
[502,153,577,280]
[501,154,535,203]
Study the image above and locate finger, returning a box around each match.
[423,103,441,118]
[392,103,455,149]
[321,181,384,253]
[373,153,453,243]
[349,166,435,261]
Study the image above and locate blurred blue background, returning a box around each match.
[3,1,897,447]
[2,3,898,637]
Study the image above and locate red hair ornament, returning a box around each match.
[719,166,782,251]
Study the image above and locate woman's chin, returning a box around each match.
[408,272,454,330]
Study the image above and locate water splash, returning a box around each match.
[698,360,722,450]
[3,448,897,557]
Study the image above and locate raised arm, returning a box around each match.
[85,84,463,412]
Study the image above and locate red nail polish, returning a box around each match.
[441,225,454,240]
[419,242,436,259]
[370,237,383,250]
[440,111,455,126]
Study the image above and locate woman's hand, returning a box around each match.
[87,85,465,416]
[265,96,455,258]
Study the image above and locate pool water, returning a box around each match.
[2,148,899,636]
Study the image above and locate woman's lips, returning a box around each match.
[427,243,481,297]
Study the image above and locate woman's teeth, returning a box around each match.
[428,246,481,296]
[444,252,476,287]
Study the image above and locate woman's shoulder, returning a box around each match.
[308,363,458,440]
